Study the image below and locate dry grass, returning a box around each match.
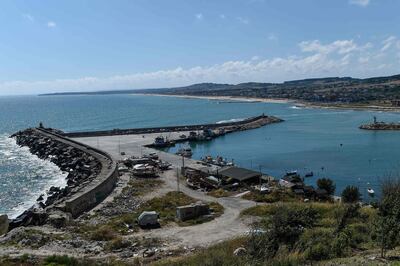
[206,188,235,198]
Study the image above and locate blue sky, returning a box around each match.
[1,0,400,95]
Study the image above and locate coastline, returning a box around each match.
[0,135,68,219]
[134,93,294,104]
[138,93,400,112]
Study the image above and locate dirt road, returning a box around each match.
[133,169,257,247]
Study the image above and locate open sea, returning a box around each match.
[1,94,400,217]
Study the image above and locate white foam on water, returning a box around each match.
[0,134,68,218]
[216,118,245,124]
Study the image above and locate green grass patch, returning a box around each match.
[241,202,339,220]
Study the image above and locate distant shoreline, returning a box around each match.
[138,93,400,113]
[135,93,294,104]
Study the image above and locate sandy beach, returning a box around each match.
[138,93,400,112]
[135,93,294,104]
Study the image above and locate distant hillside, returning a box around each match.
[40,74,400,107]
[140,74,400,106]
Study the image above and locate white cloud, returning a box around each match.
[219,14,226,19]
[381,36,397,52]
[236,17,249,24]
[299,40,360,54]
[22,14,34,22]
[195,13,203,20]
[349,0,370,7]
[47,21,57,28]
[0,37,399,95]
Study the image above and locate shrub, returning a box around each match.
[90,226,117,241]
[297,228,333,261]
[247,204,319,261]
[43,255,79,266]
[341,185,361,203]
[317,178,336,195]
[105,237,131,251]
[374,177,400,257]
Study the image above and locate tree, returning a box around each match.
[341,185,361,203]
[374,177,400,258]
[317,178,336,196]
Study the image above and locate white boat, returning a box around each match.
[367,188,375,196]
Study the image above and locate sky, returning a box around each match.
[1,0,400,95]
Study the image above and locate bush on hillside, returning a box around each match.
[341,185,361,203]
[317,178,336,195]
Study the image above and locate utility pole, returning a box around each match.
[259,165,262,188]
[118,136,121,154]
[176,168,180,192]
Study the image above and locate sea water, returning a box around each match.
[1,94,400,216]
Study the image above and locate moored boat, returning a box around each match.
[176,147,193,158]
[305,171,314,177]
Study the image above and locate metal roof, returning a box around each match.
[218,166,261,181]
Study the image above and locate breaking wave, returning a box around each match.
[0,134,68,218]
[216,118,245,124]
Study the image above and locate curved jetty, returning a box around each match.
[9,127,118,228]
[62,114,283,138]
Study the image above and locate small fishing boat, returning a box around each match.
[176,147,193,158]
[305,171,314,177]
[201,155,234,167]
[286,170,298,176]
[152,136,171,147]
[367,188,375,197]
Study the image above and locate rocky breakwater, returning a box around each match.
[8,128,102,229]
[360,122,400,130]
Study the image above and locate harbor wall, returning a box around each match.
[35,128,119,218]
[62,114,279,138]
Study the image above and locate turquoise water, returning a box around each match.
[1,94,400,216]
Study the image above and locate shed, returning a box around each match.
[176,202,209,221]
[218,166,261,183]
